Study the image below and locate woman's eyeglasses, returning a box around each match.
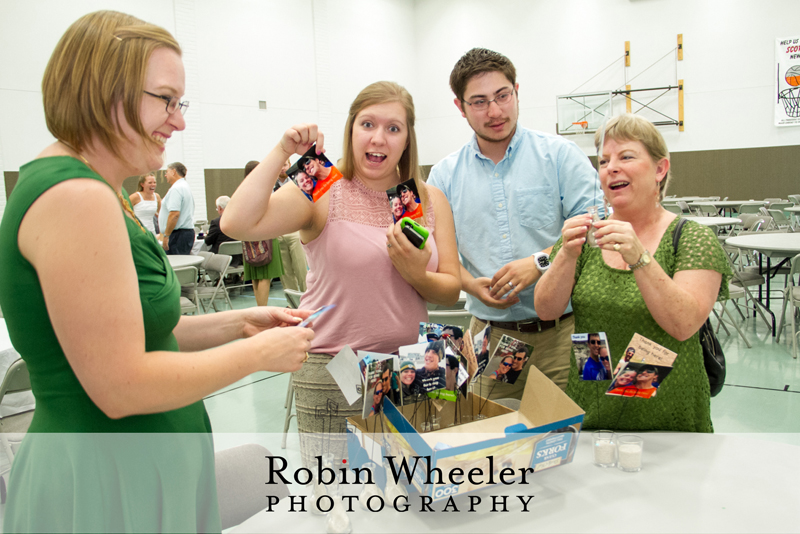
[143,90,189,115]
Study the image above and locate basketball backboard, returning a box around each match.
[556,91,612,135]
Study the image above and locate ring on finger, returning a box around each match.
[387,243,392,248]
[507,281,515,289]
[613,243,621,251]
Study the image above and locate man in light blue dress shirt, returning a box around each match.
[427,48,602,398]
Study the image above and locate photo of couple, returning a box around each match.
[485,334,533,385]
[386,178,423,222]
[572,332,612,381]
[605,333,676,399]
[287,145,343,202]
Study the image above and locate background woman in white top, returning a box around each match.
[131,173,161,234]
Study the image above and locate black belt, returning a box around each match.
[478,312,573,333]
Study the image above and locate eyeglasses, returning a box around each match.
[462,90,514,111]
[501,362,512,367]
[143,90,189,115]
[514,356,525,361]
[589,339,603,345]
[600,357,609,361]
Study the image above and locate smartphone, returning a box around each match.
[400,217,429,249]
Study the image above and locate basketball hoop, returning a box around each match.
[779,87,800,117]
[572,121,589,130]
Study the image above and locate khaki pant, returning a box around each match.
[470,314,574,400]
[277,231,308,293]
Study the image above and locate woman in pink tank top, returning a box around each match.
[224,82,462,467]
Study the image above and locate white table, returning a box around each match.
[663,196,716,202]
[683,216,741,227]
[230,432,800,534]
[167,255,204,269]
[725,233,800,334]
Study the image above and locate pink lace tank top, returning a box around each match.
[300,177,438,355]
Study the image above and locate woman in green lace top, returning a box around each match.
[535,114,730,432]
[0,11,315,532]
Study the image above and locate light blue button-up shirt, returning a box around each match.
[427,125,602,322]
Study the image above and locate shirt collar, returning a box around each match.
[469,123,522,162]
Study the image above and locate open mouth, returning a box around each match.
[366,152,387,163]
[609,181,629,191]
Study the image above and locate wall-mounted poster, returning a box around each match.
[775,35,800,126]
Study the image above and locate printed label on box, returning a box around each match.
[532,433,572,472]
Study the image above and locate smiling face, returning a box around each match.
[296,172,315,194]
[457,70,519,147]
[599,138,669,212]
[351,101,408,188]
[496,356,513,375]
[588,334,602,358]
[424,350,440,371]
[117,48,186,177]
[625,348,636,361]
[400,368,416,386]
[144,175,157,192]
[400,187,417,210]
[511,351,526,371]
[303,158,319,176]
[616,370,637,387]
[391,196,405,218]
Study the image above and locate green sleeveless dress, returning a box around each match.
[0,157,220,532]
[554,218,731,433]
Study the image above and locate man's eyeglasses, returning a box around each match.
[514,356,525,361]
[143,90,189,115]
[462,90,514,111]
[589,339,603,345]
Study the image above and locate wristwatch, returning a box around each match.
[628,250,652,271]
[532,252,551,273]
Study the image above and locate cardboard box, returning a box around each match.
[347,364,584,502]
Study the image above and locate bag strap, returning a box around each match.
[672,217,689,253]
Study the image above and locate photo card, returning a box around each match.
[472,324,492,379]
[572,332,612,381]
[359,353,396,418]
[287,145,343,202]
[484,334,534,385]
[419,322,444,343]
[613,332,678,375]
[386,178,423,222]
[605,361,673,399]
[397,342,430,406]
[414,339,447,393]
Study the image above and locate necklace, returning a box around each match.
[60,141,147,234]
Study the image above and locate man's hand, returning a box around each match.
[467,276,520,310]
[162,235,169,251]
[489,256,540,300]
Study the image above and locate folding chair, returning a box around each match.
[174,266,200,315]
[724,248,772,330]
[428,309,473,332]
[777,254,800,359]
[712,284,752,348]
[737,204,763,214]
[183,253,233,312]
[0,358,33,503]
[217,241,247,293]
[692,202,719,217]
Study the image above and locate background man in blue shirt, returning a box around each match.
[427,48,602,398]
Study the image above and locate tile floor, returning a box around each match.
[204,281,800,455]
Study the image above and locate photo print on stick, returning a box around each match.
[472,324,492,379]
[485,334,533,385]
[359,353,396,418]
[386,178,423,222]
[572,332,612,381]
[606,333,676,399]
[287,145,343,202]
[415,340,447,393]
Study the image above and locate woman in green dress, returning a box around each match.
[0,11,314,532]
[535,114,731,432]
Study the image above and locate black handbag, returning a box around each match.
[673,218,726,397]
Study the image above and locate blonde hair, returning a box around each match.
[595,114,671,201]
[42,10,181,160]
[137,173,155,191]
[340,81,427,217]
